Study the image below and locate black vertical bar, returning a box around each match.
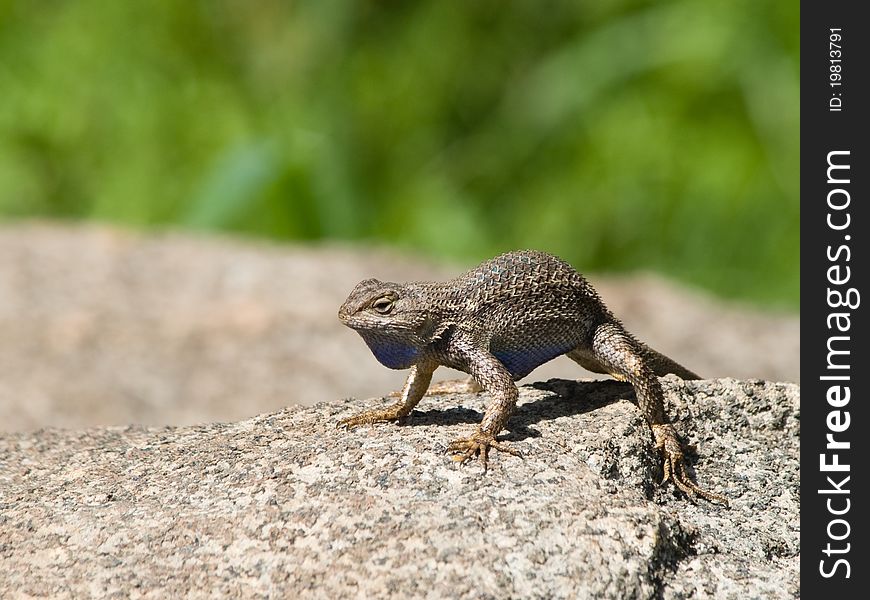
[801,1,869,596]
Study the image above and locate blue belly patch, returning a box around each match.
[493,344,569,379]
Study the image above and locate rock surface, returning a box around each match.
[0,223,799,432]
[0,377,799,599]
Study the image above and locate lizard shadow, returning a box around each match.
[407,378,637,443]
[397,377,708,481]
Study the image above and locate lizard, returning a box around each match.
[337,250,727,504]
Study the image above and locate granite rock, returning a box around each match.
[0,377,799,599]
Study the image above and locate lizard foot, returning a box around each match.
[447,430,521,471]
[338,406,404,430]
[652,423,729,506]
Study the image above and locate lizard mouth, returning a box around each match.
[337,311,384,333]
[337,307,352,324]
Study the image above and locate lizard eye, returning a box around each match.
[372,297,394,314]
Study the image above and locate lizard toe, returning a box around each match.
[652,424,729,506]
[447,430,521,470]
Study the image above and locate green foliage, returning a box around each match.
[0,0,798,307]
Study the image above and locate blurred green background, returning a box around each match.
[0,0,798,307]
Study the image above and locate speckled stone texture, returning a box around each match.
[0,377,798,599]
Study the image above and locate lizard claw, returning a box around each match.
[652,424,729,506]
[447,430,522,471]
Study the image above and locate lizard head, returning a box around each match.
[338,278,439,369]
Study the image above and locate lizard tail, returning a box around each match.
[637,343,700,380]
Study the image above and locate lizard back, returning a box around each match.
[426,250,611,378]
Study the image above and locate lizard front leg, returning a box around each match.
[590,322,728,505]
[339,362,435,428]
[446,336,522,469]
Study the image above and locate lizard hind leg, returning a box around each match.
[569,335,699,382]
[567,347,628,382]
[589,323,728,505]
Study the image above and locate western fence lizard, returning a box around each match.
[337,250,727,504]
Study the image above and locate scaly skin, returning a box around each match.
[337,250,727,505]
